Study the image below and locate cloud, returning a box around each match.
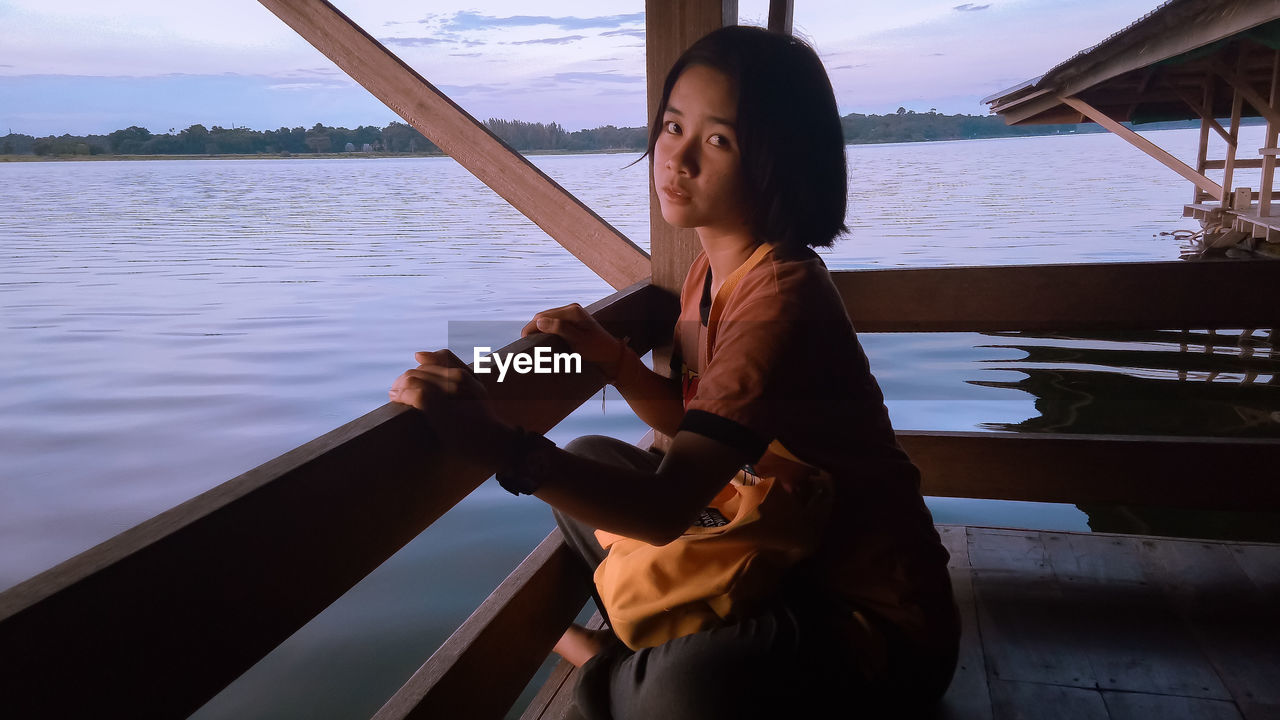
[442,11,645,32]
[552,71,643,84]
[289,67,341,77]
[267,81,349,91]
[953,3,991,10]
[378,36,449,47]
[508,35,586,46]
[602,29,646,39]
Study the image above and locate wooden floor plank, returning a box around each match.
[1042,532,1230,699]
[968,529,1097,688]
[987,679,1109,720]
[518,659,576,720]
[520,527,1280,720]
[1238,702,1280,720]
[935,526,994,720]
[1102,690,1244,720]
[1141,538,1280,708]
[1230,544,1280,604]
[520,613,605,720]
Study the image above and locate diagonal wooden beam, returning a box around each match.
[257,0,650,290]
[1059,94,1223,201]
[1212,58,1280,128]
[1165,78,1234,147]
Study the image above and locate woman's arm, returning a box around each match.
[391,350,745,546]
[522,304,686,436]
[607,345,685,437]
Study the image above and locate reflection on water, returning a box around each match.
[3,128,1278,719]
[972,327,1280,540]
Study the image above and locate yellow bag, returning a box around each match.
[593,443,834,650]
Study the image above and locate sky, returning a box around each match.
[0,0,1169,136]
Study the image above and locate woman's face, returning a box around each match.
[653,64,753,238]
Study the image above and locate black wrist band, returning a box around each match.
[495,426,555,496]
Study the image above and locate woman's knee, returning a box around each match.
[563,434,661,471]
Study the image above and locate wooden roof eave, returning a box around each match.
[988,0,1280,126]
[257,0,651,291]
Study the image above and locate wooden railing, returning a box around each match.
[0,280,676,718]
[2,259,1278,718]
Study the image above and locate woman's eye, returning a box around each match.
[665,121,681,134]
[709,134,730,147]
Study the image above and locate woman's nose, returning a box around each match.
[667,137,698,175]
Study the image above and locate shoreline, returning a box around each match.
[0,147,644,163]
[0,124,1218,163]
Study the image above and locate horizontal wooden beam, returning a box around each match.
[1204,158,1264,169]
[1060,94,1224,200]
[257,0,650,290]
[902,431,1280,511]
[373,531,591,720]
[0,281,677,718]
[832,260,1280,332]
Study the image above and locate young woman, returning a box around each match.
[390,26,959,720]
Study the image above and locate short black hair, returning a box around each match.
[647,25,848,249]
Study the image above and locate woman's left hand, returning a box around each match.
[389,349,511,462]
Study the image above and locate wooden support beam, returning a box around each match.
[831,260,1280,333]
[256,0,649,290]
[1167,78,1234,147]
[1195,75,1212,204]
[903,431,1280,511]
[1213,58,1280,129]
[372,532,591,720]
[1222,85,1244,209]
[646,0,736,385]
[1125,66,1157,120]
[1262,50,1280,218]
[768,0,793,34]
[0,280,677,719]
[1059,95,1223,201]
[647,0,737,298]
[1204,158,1264,170]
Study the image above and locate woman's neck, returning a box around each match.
[697,227,760,296]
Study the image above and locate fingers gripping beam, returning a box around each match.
[257,0,652,290]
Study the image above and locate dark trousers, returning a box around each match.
[553,435,931,720]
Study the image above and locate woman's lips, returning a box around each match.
[660,185,691,204]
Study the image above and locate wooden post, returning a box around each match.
[256,0,650,290]
[1059,95,1223,201]
[646,0,737,376]
[1196,77,1212,204]
[1222,87,1244,210]
[1261,50,1280,218]
[768,0,794,34]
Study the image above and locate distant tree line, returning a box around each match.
[1,110,1222,158]
[839,106,1234,143]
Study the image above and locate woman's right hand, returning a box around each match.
[521,303,626,373]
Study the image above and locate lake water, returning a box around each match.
[2,127,1276,718]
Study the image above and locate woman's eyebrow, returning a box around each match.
[664,106,737,128]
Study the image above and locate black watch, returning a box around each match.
[495,427,556,496]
